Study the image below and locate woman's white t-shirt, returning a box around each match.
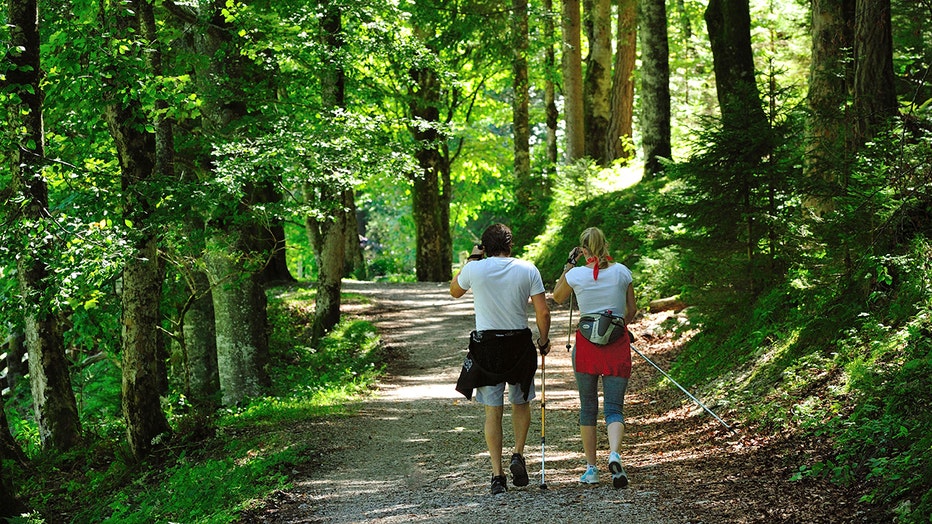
[565,263,632,317]
[456,257,546,331]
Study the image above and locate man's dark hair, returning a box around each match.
[481,223,513,257]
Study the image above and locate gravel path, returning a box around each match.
[251,281,703,523]
[243,281,882,524]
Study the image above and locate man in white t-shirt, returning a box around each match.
[450,223,551,495]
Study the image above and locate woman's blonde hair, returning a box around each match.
[580,227,611,268]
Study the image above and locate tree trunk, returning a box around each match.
[103,0,172,460]
[543,0,559,175]
[0,392,26,517]
[704,0,769,136]
[343,191,366,279]
[307,0,349,340]
[607,0,637,162]
[639,0,672,176]
[183,268,219,409]
[8,0,82,453]
[562,0,586,162]
[805,0,855,214]
[408,64,453,282]
[207,233,271,406]
[513,0,535,214]
[194,0,273,404]
[119,237,171,457]
[583,0,613,164]
[852,0,896,145]
[307,189,348,342]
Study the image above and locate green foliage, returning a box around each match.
[11,286,385,522]
[664,115,932,520]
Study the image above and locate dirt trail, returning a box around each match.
[244,281,876,523]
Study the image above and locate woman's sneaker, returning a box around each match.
[608,451,628,489]
[579,464,599,484]
[490,475,508,495]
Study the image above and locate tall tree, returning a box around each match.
[704,0,769,136]
[407,57,453,282]
[513,0,532,212]
[102,0,172,459]
[583,0,613,164]
[639,0,672,176]
[543,0,559,174]
[7,0,82,452]
[308,0,350,340]
[562,0,586,162]
[607,0,637,163]
[195,0,274,405]
[805,0,855,214]
[852,0,897,145]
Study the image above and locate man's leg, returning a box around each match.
[484,405,505,476]
[509,401,531,486]
[511,401,531,454]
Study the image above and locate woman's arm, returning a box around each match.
[624,282,637,325]
[551,264,574,303]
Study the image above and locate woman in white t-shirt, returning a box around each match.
[552,227,637,489]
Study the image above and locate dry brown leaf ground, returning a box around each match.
[238,281,886,523]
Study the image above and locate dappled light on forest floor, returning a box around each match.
[240,282,883,524]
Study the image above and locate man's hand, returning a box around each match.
[537,338,551,356]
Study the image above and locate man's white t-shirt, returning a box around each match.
[456,257,546,331]
[564,263,632,316]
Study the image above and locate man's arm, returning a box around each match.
[450,274,467,298]
[530,292,551,346]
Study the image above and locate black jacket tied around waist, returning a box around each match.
[455,328,537,402]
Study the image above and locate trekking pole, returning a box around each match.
[565,294,574,352]
[630,344,736,434]
[539,353,547,490]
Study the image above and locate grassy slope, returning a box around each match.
[527,177,932,523]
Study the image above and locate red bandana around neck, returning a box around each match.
[586,255,613,280]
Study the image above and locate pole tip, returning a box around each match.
[539,483,548,490]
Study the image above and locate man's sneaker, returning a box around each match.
[609,451,628,489]
[490,475,508,495]
[579,464,599,484]
[509,453,529,487]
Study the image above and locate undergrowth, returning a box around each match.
[7,285,384,523]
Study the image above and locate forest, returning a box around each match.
[1,0,931,521]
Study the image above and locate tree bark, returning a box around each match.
[513,0,535,215]
[307,0,349,340]
[8,0,82,452]
[805,0,855,214]
[183,268,220,409]
[852,0,897,145]
[562,0,586,162]
[408,64,453,282]
[206,233,271,406]
[307,189,349,342]
[103,0,172,459]
[543,0,559,175]
[704,0,769,136]
[194,0,274,404]
[639,0,672,176]
[583,0,613,164]
[0,392,26,517]
[607,0,637,162]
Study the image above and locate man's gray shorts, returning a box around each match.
[475,381,536,407]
